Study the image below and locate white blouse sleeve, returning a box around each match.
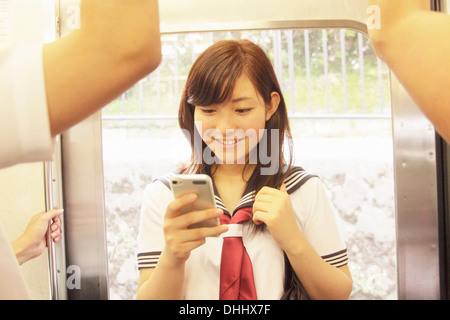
[0,43,54,169]
[137,180,173,269]
[291,177,348,267]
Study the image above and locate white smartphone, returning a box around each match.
[170,174,220,229]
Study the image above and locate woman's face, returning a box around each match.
[194,74,279,165]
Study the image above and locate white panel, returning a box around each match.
[159,0,368,33]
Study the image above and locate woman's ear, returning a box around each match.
[265,92,280,121]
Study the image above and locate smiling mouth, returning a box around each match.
[214,137,245,146]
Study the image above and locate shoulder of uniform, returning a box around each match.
[283,166,318,195]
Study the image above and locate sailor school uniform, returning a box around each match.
[137,166,348,299]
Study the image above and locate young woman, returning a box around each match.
[136,40,352,300]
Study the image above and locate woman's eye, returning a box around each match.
[236,108,251,114]
[199,108,216,114]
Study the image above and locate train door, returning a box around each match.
[45,0,448,300]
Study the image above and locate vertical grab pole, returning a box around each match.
[43,134,67,300]
[44,162,58,300]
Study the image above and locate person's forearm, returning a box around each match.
[79,0,161,66]
[284,230,352,300]
[44,0,161,136]
[11,238,34,265]
[137,250,186,300]
[367,0,430,57]
[368,0,450,142]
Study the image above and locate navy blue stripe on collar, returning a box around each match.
[284,167,317,195]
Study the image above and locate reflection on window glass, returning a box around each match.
[102,29,396,300]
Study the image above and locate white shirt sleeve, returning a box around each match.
[137,180,173,269]
[0,43,54,169]
[291,177,348,267]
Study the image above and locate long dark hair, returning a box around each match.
[177,39,293,191]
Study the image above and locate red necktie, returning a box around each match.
[219,207,257,300]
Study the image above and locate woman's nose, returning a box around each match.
[215,115,236,136]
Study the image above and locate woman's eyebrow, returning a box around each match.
[230,96,253,103]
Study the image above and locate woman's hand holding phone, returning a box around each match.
[163,193,228,265]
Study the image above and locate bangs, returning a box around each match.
[185,41,245,107]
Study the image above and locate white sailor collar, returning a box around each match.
[155,166,317,217]
[214,166,317,216]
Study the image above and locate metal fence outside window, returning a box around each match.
[102,28,391,121]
